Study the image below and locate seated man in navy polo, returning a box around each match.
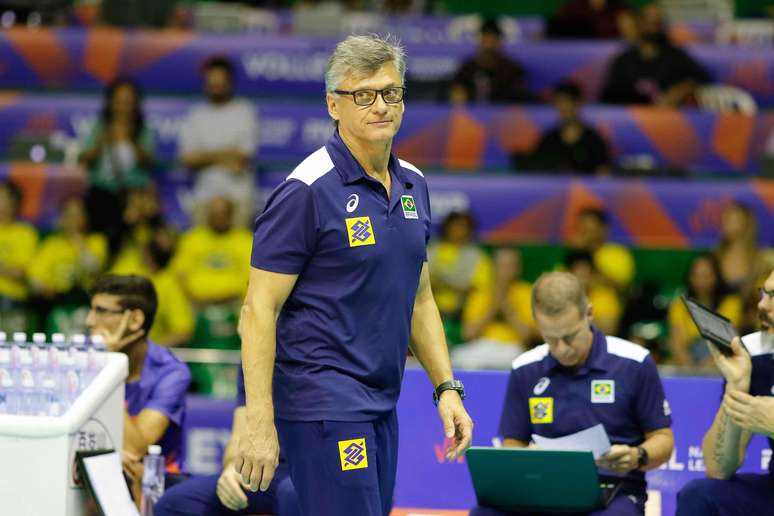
[86,274,191,487]
[471,272,674,516]
[676,271,774,516]
[154,365,299,516]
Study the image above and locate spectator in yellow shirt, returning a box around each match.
[462,248,536,345]
[28,197,107,318]
[428,211,493,321]
[667,254,742,367]
[0,181,38,303]
[454,248,536,369]
[565,249,622,336]
[572,207,635,290]
[172,196,252,306]
[110,186,164,276]
[144,227,194,347]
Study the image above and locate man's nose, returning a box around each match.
[371,94,389,113]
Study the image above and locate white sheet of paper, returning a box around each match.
[531,423,612,459]
[82,452,140,516]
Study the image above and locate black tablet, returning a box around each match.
[681,295,738,355]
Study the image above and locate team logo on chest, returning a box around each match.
[529,397,554,424]
[345,217,376,247]
[591,379,615,403]
[400,195,418,219]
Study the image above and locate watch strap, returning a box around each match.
[433,379,465,406]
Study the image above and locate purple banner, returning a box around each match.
[0,29,771,106]
[1,93,772,174]
[417,174,774,248]
[182,369,772,516]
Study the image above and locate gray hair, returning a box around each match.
[531,271,588,319]
[325,34,406,93]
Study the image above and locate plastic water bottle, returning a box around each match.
[42,377,61,416]
[0,341,17,415]
[45,341,63,415]
[10,332,25,385]
[140,445,165,515]
[30,333,48,387]
[50,334,68,411]
[61,350,81,409]
[81,335,104,389]
[18,351,40,415]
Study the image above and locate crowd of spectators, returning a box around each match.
[0,56,259,388]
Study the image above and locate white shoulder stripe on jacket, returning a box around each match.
[287,146,335,185]
[606,336,649,363]
[399,158,425,177]
[512,344,550,370]
[741,332,769,357]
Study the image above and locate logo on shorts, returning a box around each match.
[400,195,418,219]
[591,380,615,403]
[338,438,369,471]
[345,217,376,247]
[533,377,550,395]
[346,194,359,213]
[529,397,553,424]
[663,399,672,416]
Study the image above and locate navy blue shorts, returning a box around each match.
[276,409,399,516]
[676,473,774,516]
[153,464,299,516]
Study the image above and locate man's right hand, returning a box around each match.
[216,467,250,511]
[707,337,752,392]
[234,421,279,492]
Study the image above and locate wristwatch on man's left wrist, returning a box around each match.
[433,379,466,406]
[636,446,649,468]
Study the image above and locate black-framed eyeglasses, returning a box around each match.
[333,87,406,106]
[89,305,125,316]
[759,287,774,301]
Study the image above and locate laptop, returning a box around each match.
[466,447,622,513]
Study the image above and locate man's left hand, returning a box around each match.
[437,391,473,460]
[723,389,774,436]
[121,450,144,508]
[597,445,639,473]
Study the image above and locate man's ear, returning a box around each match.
[586,303,594,324]
[326,93,340,123]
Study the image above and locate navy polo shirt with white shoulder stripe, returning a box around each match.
[740,332,774,477]
[251,130,431,422]
[499,326,672,487]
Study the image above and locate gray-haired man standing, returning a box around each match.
[235,34,473,516]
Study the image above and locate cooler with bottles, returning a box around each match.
[0,332,128,515]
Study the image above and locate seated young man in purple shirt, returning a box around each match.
[154,366,300,516]
[86,274,191,489]
[471,272,674,516]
